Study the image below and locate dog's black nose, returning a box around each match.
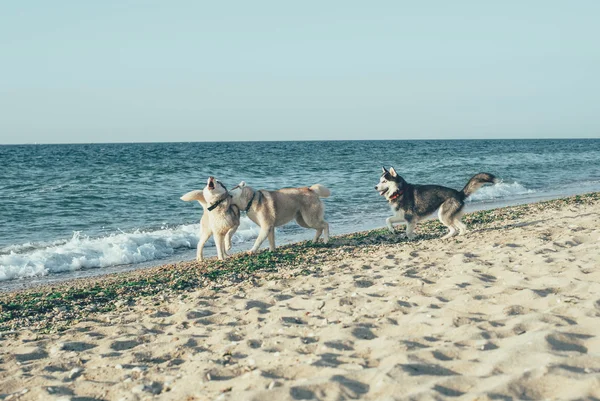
[374,186,377,189]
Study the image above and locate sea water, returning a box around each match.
[1,139,599,288]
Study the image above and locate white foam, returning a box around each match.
[468,181,536,202]
[0,216,259,281]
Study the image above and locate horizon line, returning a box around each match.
[1,136,599,146]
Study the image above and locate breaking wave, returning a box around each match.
[468,181,536,202]
[0,217,259,281]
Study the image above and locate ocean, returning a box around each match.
[1,139,599,289]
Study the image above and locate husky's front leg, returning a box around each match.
[386,215,406,233]
[196,219,212,261]
[404,214,418,240]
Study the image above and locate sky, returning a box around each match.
[1,1,599,144]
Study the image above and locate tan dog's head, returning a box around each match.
[229,181,254,210]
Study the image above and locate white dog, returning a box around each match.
[181,176,240,260]
[230,181,331,253]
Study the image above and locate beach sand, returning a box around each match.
[1,195,600,400]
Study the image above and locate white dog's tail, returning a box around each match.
[181,190,205,204]
[310,184,331,198]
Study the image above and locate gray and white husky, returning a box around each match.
[230,182,331,253]
[181,176,240,261]
[375,167,496,240]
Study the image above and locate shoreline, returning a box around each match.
[1,191,599,400]
[1,192,598,334]
[1,188,591,293]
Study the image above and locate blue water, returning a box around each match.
[1,139,599,287]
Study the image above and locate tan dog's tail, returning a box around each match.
[309,184,331,198]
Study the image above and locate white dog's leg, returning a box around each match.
[386,215,405,233]
[214,233,226,260]
[250,227,270,253]
[197,230,212,261]
[225,226,238,253]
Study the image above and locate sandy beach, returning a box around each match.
[1,193,599,401]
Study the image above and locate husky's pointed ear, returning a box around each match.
[238,181,246,187]
[381,166,389,174]
[389,167,398,177]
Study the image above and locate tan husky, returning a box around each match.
[230,182,331,253]
[181,177,240,260]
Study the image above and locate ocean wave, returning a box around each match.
[468,181,536,202]
[0,217,259,282]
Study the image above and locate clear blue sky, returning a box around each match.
[1,1,599,144]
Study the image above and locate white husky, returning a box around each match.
[181,177,240,261]
[230,182,331,253]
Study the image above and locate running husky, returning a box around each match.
[230,182,331,253]
[375,167,496,240]
[181,176,240,261]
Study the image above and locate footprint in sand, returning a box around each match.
[186,309,215,319]
[245,300,273,314]
[61,342,97,352]
[351,325,377,340]
[110,339,142,351]
[546,333,591,353]
[15,347,48,363]
[324,340,354,351]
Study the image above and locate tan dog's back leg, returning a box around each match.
[298,208,329,244]
[250,226,271,253]
[267,228,276,251]
[321,222,329,244]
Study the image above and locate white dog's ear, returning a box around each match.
[389,167,398,177]
[381,166,388,174]
[238,181,246,187]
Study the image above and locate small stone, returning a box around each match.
[115,364,123,369]
[131,384,145,394]
[68,367,83,380]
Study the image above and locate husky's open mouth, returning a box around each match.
[208,177,215,190]
[379,187,388,196]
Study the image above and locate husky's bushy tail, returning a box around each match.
[460,173,496,198]
[310,184,331,198]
